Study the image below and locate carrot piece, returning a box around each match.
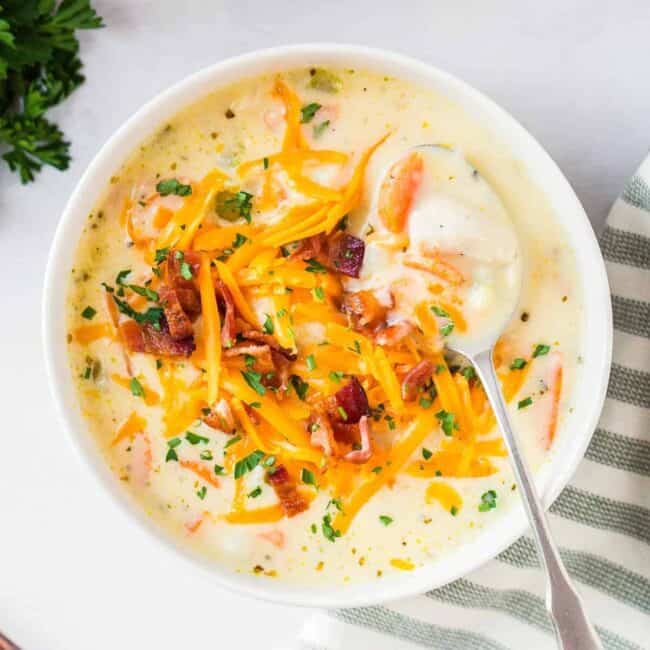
[378,151,423,233]
[179,459,220,488]
[543,353,563,449]
[223,505,285,524]
[199,252,221,404]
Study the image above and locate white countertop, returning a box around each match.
[1,2,648,648]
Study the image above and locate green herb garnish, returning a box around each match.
[301,468,317,487]
[234,449,265,479]
[129,377,145,398]
[532,344,550,358]
[262,314,274,334]
[510,358,527,370]
[156,178,192,196]
[305,258,328,274]
[247,486,262,499]
[422,448,433,460]
[479,490,497,512]
[321,513,341,542]
[81,305,96,320]
[435,409,458,436]
[518,396,533,410]
[379,515,393,526]
[241,370,266,396]
[185,431,209,445]
[300,102,321,123]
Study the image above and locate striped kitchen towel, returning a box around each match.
[298,158,650,650]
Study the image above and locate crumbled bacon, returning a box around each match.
[239,325,297,360]
[266,465,308,517]
[291,233,327,261]
[373,320,415,347]
[121,318,195,357]
[202,398,235,432]
[308,413,337,456]
[335,376,370,424]
[165,249,201,312]
[215,280,236,348]
[341,291,389,329]
[401,359,434,401]
[342,416,372,464]
[159,285,194,340]
[327,233,365,278]
[270,349,291,391]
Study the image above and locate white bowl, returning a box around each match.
[43,44,612,609]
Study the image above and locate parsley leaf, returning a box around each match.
[510,358,527,370]
[532,344,550,358]
[422,448,433,460]
[305,258,328,274]
[248,486,262,498]
[518,396,533,409]
[300,102,321,123]
[156,178,192,196]
[129,377,145,398]
[241,370,266,396]
[290,375,309,401]
[81,305,96,320]
[313,120,330,138]
[321,514,341,542]
[379,515,393,526]
[435,409,459,436]
[216,190,254,223]
[185,431,209,445]
[262,314,274,334]
[301,468,317,486]
[478,489,497,512]
[234,449,265,479]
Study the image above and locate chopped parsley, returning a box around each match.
[371,466,383,474]
[128,284,159,302]
[312,286,325,301]
[263,157,269,170]
[379,515,393,526]
[422,448,433,460]
[263,455,276,468]
[179,261,193,280]
[232,232,248,248]
[224,434,242,449]
[262,314,274,334]
[313,120,330,138]
[306,354,317,371]
[115,269,131,286]
[196,486,207,500]
[81,306,96,320]
[129,377,145,398]
[157,178,192,196]
[478,490,497,512]
[214,464,225,475]
[532,344,550,358]
[450,506,459,516]
[328,370,344,384]
[290,375,309,401]
[154,247,170,264]
[321,514,341,542]
[247,486,262,499]
[337,406,348,421]
[305,258,328,273]
[328,497,343,512]
[185,431,209,445]
[243,353,256,369]
[430,305,449,318]
[435,409,459,436]
[200,450,213,461]
[241,370,266,396]
[348,340,361,354]
[300,102,321,123]
[301,468,317,487]
[216,190,254,223]
[518,396,533,410]
[112,295,163,330]
[510,358,527,370]
[460,366,476,380]
[440,322,455,337]
[419,397,433,409]
[234,449,265,479]
[165,437,181,462]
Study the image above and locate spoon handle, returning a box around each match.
[472,349,603,650]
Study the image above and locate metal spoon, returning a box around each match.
[410,145,603,649]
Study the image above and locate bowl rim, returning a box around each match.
[42,43,612,609]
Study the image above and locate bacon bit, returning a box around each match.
[341,291,388,329]
[374,320,415,347]
[215,280,236,348]
[223,343,269,358]
[266,465,308,518]
[335,376,370,424]
[165,249,201,311]
[543,352,563,450]
[121,318,195,357]
[291,233,328,261]
[258,529,286,549]
[180,460,220,488]
[240,327,297,361]
[202,398,236,432]
[309,413,337,456]
[342,415,372,464]
[159,286,194,340]
[401,359,434,401]
[328,232,365,278]
[270,349,291,391]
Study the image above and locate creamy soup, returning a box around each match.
[67,67,582,584]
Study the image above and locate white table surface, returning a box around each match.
[2,2,649,648]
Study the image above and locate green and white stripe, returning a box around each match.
[301,161,650,649]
